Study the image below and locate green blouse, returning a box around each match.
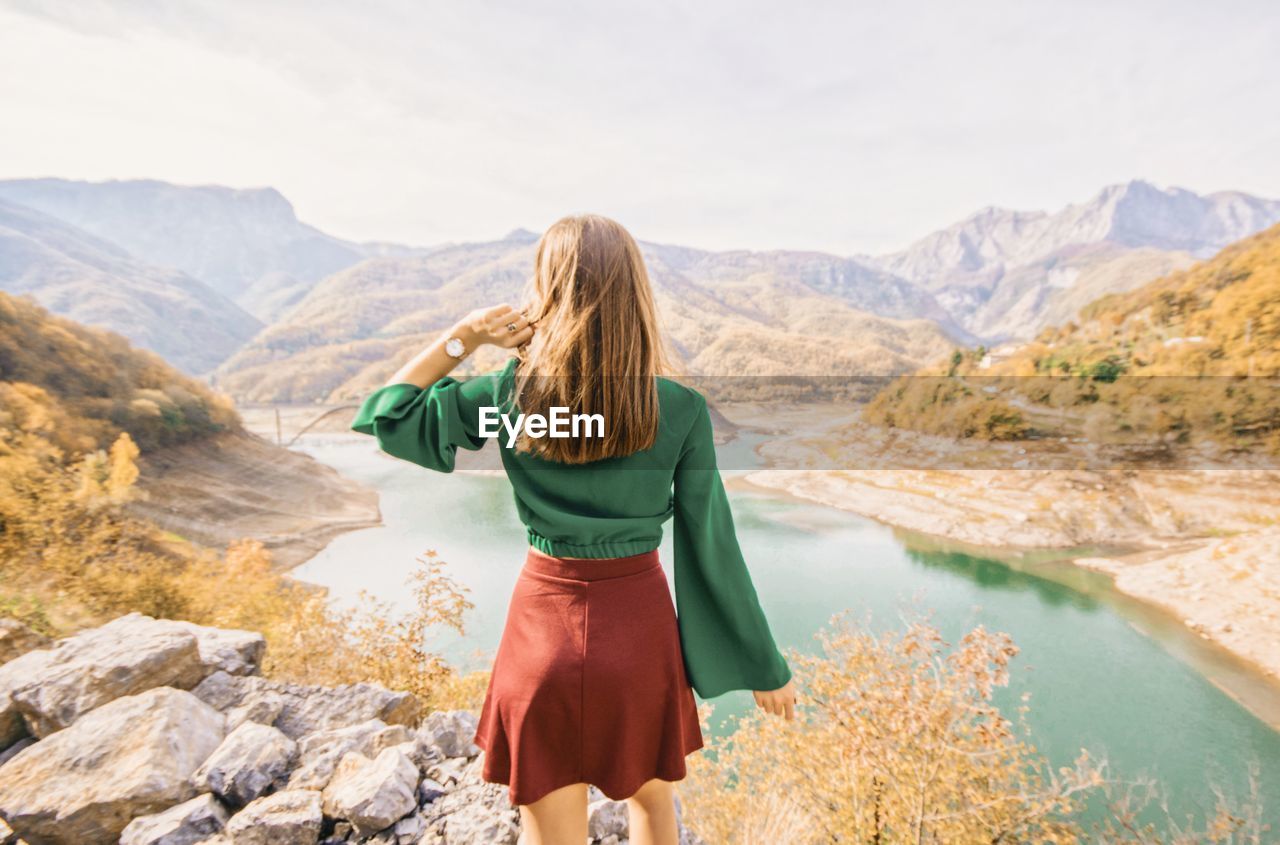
[349,357,791,698]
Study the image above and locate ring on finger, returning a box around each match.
[506,321,518,333]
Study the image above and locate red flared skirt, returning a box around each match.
[473,547,705,806]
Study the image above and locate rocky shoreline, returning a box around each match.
[724,397,1280,705]
[131,428,382,571]
[743,468,1280,698]
[0,614,703,845]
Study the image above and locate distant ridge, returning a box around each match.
[869,180,1280,341]
[0,197,261,374]
[0,178,426,322]
[212,235,968,402]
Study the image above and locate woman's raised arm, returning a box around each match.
[388,304,533,388]
[350,304,533,472]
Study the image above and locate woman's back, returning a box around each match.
[351,354,789,698]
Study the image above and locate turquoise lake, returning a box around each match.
[292,434,1280,832]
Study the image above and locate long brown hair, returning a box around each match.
[513,214,671,464]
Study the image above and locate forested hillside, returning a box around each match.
[864,223,1280,454]
[0,291,241,456]
[0,199,261,374]
[214,236,965,402]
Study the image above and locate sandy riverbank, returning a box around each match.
[131,423,381,571]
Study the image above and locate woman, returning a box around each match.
[351,215,796,845]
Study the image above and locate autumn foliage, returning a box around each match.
[865,224,1280,455]
[682,614,1265,844]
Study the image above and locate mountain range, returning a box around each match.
[871,180,1280,339]
[1,177,1278,398]
[0,178,426,322]
[0,197,260,374]
[213,232,966,401]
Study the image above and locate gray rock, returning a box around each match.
[0,619,49,665]
[0,613,249,739]
[0,668,28,753]
[393,812,426,843]
[321,748,419,837]
[0,687,225,844]
[389,735,444,774]
[119,793,229,845]
[417,776,447,806]
[287,719,413,790]
[424,781,519,845]
[224,690,286,732]
[193,672,418,740]
[168,621,265,677]
[417,710,479,759]
[0,737,34,769]
[588,798,629,838]
[224,788,322,845]
[425,756,469,787]
[0,615,192,745]
[193,721,297,807]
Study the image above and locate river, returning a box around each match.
[290,433,1280,831]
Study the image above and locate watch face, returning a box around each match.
[445,337,465,358]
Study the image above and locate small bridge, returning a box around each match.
[272,405,360,448]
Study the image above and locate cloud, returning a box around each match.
[2,0,1278,253]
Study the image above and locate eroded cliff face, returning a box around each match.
[0,614,704,845]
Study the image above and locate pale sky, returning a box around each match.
[2,0,1278,254]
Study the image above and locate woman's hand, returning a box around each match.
[457,304,535,350]
[386,304,536,387]
[753,678,796,721]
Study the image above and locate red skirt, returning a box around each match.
[474,547,705,806]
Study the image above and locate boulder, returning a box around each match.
[424,754,473,789]
[423,781,519,845]
[168,621,265,677]
[0,687,225,844]
[193,721,297,807]
[417,776,447,807]
[321,748,419,837]
[225,690,286,732]
[0,665,29,750]
[224,789,322,845]
[588,798,629,839]
[0,613,257,739]
[119,793,229,845]
[0,619,49,664]
[392,812,427,842]
[193,671,418,739]
[288,719,413,790]
[417,710,479,759]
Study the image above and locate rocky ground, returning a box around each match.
[0,615,704,845]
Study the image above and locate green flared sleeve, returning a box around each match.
[671,394,792,699]
[350,360,514,471]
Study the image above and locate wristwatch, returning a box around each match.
[444,336,467,359]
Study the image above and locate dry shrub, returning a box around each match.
[681,613,1262,845]
[0,424,487,712]
[180,539,488,711]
